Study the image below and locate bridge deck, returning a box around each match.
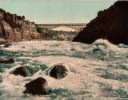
[36,23,86,31]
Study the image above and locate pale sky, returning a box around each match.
[0,0,116,24]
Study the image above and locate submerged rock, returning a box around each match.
[24,77,51,95]
[11,66,28,77]
[0,58,14,64]
[49,64,68,79]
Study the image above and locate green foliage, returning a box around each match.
[36,26,43,33]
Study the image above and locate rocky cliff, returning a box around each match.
[73,1,128,45]
[0,8,45,44]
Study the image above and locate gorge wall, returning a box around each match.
[73,1,128,45]
[0,8,45,44]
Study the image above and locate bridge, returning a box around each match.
[36,23,86,31]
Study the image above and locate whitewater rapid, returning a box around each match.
[1,39,128,100]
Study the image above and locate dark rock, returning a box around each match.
[12,66,28,77]
[0,75,2,83]
[24,77,51,95]
[49,64,68,79]
[0,58,14,64]
[4,43,12,48]
[73,1,128,45]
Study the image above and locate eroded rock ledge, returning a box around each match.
[0,8,45,44]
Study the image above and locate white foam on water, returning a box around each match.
[1,39,128,100]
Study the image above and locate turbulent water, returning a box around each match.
[1,39,128,100]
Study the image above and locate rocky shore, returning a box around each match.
[0,8,45,44]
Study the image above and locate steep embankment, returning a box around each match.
[73,1,128,45]
[0,8,45,44]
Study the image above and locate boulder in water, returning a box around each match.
[24,77,51,95]
[11,66,28,77]
[0,58,14,64]
[4,43,12,48]
[48,64,68,79]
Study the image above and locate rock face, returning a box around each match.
[0,38,6,44]
[73,1,128,45]
[12,67,28,77]
[49,64,68,79]
[0,8,45,43]
[24,77,51,95]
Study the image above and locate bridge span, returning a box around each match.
[36,23,86,31]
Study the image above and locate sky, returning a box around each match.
[0,0,116,24]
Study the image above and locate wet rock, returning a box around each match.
[24,77,51,95]
[4,43,12,48]
[0,75,2,83]
[12,66,28,77]
[0,58,14,64]
[49,64,68,79]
